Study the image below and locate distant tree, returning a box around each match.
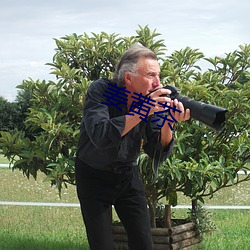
[0,97,20,131]
[0,85,33,133]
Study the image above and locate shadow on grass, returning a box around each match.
[0,233,89,250]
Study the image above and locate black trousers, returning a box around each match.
[75,158,153,250]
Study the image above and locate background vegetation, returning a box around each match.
[0,25,249,244]
[0,26,249,197]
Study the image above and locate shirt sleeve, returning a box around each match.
[143,116,175,162]
[82,79,125,149]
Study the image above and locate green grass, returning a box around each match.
[0,167,78,203]
[0,206,88,250]
[200,210,250,250]
[0,162,250,249]
[0,167,89,249]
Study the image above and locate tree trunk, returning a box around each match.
[148,199,156,228]
[192,199,197,213]
[165,204,172,228]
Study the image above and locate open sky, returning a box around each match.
[0,0,249,101]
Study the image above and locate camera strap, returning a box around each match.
[151,133,162,180]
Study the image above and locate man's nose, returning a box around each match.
[153,76,162,87]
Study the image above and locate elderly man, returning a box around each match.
[75,44,190,250]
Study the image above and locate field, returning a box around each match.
[0,153,250,249]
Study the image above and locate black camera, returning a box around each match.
[158,85,228,132]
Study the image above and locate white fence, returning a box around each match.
[0,201,250,210]
[0,164,12,168]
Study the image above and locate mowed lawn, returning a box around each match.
[0,155,250,249]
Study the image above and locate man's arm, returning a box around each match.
[121,113,142,137]
[122,98,190,142]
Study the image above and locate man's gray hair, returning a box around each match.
[113,44,157,86]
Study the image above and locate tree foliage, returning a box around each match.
[0,27,249,222]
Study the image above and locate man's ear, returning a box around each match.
[124,72,133,86]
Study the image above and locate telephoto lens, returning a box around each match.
[161,85,228,132]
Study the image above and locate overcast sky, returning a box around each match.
[0,0,249,101]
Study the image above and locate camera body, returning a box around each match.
[161,85,180,99]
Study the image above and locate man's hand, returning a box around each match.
[170,98,190,122]
[160,98,190,147]
[147,88,172,116]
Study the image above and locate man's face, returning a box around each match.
[128,58,162,95]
